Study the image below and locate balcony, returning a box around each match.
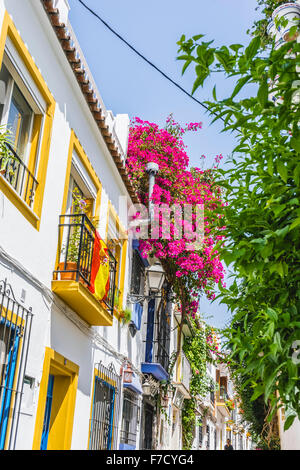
[173,350,192,398]
[52,213,116,326]
[0,142,38,208]
[142,294,171,382]
[216,386,231,417]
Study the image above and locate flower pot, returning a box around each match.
[272,3,300,42]
[58,261,77,280]
[0,169,6,176]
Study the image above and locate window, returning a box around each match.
[0,279,33,450]
[206,425,210,450]
[198,419,203,448]
[0,13,55,228]
[89,363,121,450]
[106,203,128,313]
[120,390,138,448]
[32,348,79,450]
[130,249,145,297]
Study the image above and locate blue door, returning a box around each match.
[40,374,54,450]
[89,377,116,450]
[0,320,20,450]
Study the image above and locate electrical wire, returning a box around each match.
[76,0,226,121]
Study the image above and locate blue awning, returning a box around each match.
[123,372,143,394]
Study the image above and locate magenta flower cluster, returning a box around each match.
[126,115,226,317]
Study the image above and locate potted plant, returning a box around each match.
[121,307,132,325]
[0,127,14,177]
[59,187,90,281]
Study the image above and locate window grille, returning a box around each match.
[206,425,210,450]
[0,279,33,450]
[144,287,171,373]
[198,419,203,448]
[89,362,121,450]
[120,390,139,447]
[130,250,145,296]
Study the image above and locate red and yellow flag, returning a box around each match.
[88,231,110,301]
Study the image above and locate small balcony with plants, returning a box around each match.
[216,385,232,417]
[52,204,117,326]
[0,130,38,210]
[173,349,192,399]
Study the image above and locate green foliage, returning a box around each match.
[181,319,214,449]
[177,12,300,434]
[121,307,132,324]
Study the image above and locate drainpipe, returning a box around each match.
[146,162,159,224]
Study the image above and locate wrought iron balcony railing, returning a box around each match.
[219,386,229,402]
[53,213,117,315]
[0,142,38,208]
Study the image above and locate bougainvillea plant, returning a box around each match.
[126,115,225,325]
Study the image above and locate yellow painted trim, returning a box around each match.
[176,329,182,382]
[105,201,128,320]
[55,130,102,270]
[0,308,25,449]
[0,11,55,230]
[32,347,79,450]
[60,130,102,217]
[52,280,114,326]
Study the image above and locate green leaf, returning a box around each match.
[257,79,268,107]
[277,161,288,183]
[289,217,300,231]
[245,36,261,60]
[290,137,300,153]
[231,75,251,99]
[284,414,296,431]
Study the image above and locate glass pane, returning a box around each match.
[0,63,10,123]
[7,83,32,160]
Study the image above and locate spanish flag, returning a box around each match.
[88,231,110,301]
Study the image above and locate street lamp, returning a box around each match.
[127,261,166,304]
[147,262,165,293]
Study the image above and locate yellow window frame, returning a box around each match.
[54,130,102,271]
[105,201,128,318]
[0,11,55,229]
[0,308,25,450]
[32,347,79,450]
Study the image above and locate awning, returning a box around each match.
[123,372,143,394]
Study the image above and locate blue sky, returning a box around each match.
[68,0,261,328]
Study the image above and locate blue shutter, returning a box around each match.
[0,323,20,450]
[40,374,55,450]
[145,298,155,363]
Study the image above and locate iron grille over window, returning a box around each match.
[130,250,145,296]
[0,279,33,450]
[144,287,171,373]
[53,213,117,315]
[0,142,38,208]
[89,362,121,450]
[210,384,215,404]
[198,419,203,448]
[120,390,139,448]
[206,425,210,450]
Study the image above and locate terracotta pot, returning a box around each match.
[58,261,77,280]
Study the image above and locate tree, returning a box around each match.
[176,2,300,434]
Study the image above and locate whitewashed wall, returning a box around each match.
[0,0,144,450]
